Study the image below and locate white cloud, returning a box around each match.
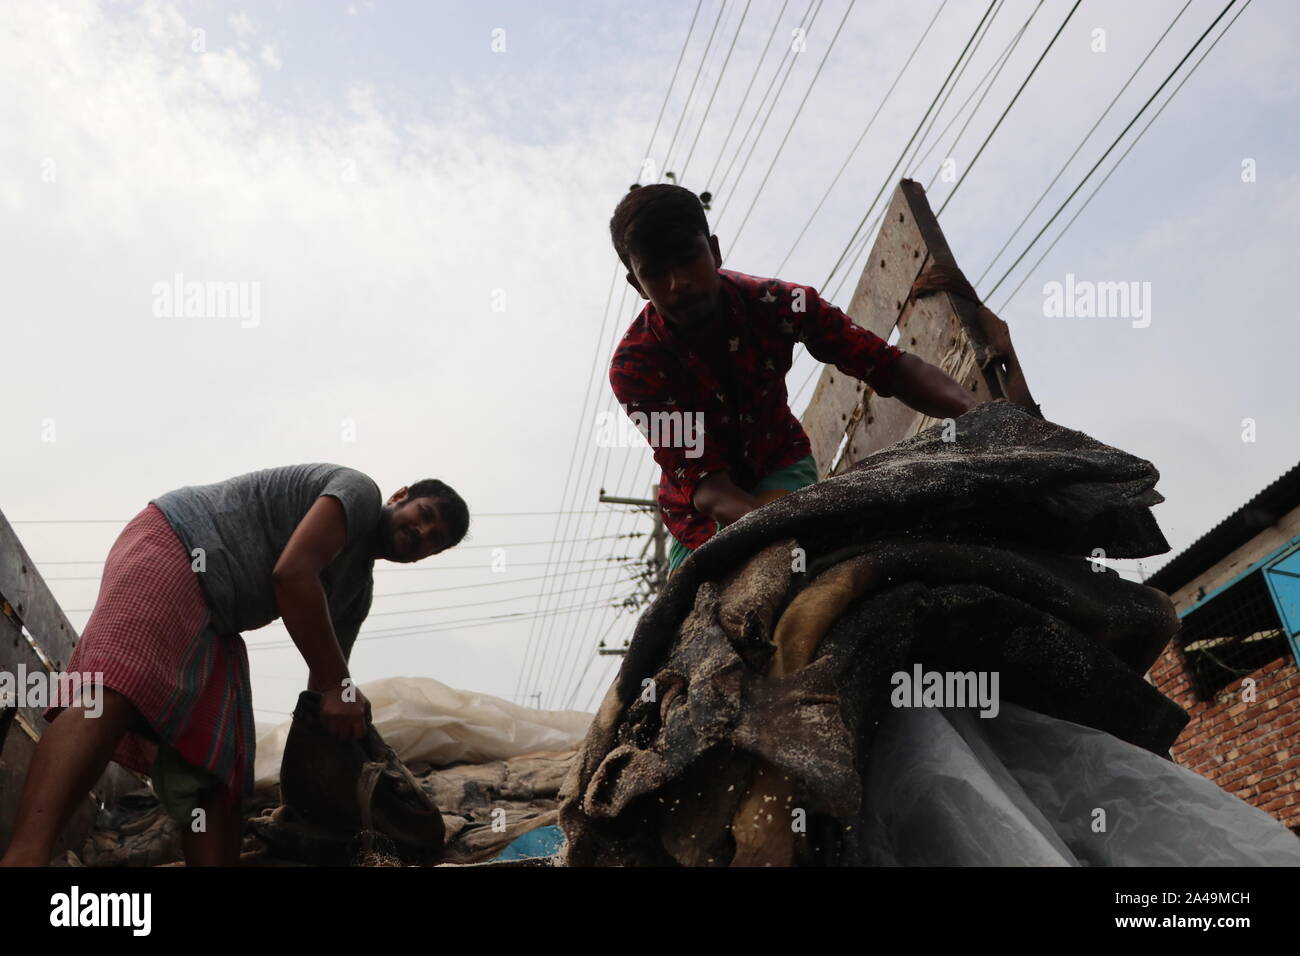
[0,0,649,710]
[196,47,261,99]
[228,12,254,39]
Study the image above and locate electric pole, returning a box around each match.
[597,483,666,656]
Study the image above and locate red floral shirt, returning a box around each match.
[609,268,904,549]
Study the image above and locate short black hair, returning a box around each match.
[407,478,470,548]
[609,184,711,270]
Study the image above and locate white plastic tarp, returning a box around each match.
[860,702,1300,866]
[254,676,592,789]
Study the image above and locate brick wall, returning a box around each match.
[1150,646,1300,830]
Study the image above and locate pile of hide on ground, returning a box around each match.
[249,743,572,866]
[558,401,1188,866]
[81,749,575,866]
[81,677,585,866]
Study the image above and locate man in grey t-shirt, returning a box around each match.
[0,463,469,868]
[150,464,469,731]
[154,464,396,660]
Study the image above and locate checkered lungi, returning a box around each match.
[43,503,256,802]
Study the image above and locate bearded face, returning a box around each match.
[375,495,447,563]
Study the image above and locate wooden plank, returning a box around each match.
[1,609,57,733]
[833,288,991,471]
[801,178,1039,476]
[2,715,43,851]
[0,507,79,671]
[801,185,928,476]
[900,180,1036,410]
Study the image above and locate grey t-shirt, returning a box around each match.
[150,463,382,659]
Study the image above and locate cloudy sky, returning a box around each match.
[3,0,1297,726]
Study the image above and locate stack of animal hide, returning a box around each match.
[559,401,1189,866]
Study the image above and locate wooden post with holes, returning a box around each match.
[0,507,143,860]
[800,179,1038,477]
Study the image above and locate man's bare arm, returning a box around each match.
[272,495,369,739]
[889,352,976,419]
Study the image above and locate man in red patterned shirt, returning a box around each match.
[608,184,975,571]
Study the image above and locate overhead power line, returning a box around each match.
[774,0,950,273]
[819,0,999,293]
[10,508,621,524]
[814,0,1038,309]
[247,598,629,652]
[662,0,731,178]
[822,0,1068,306]
[728,0,859,248]
[783,0,1001,409]
[702,0,791,192]
[982,0,1240,300]
[514,6,710,705]
[973,0,1194,290]
[991,0,1253,313]
[934,0,1083,216]
[913,0,1040,187]
[711,0,823,219]
[679,0,755,181]
[642,0,706,175]
[40,556,644,582]
[371,564,650,597]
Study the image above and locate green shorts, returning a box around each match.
[150,741,227,827]
[667,453,818,572]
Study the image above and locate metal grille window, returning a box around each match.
[1178,570,1290,701]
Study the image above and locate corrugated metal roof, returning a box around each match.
[1146,461,1300,594]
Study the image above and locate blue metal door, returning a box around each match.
[1262,541,1300,668]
